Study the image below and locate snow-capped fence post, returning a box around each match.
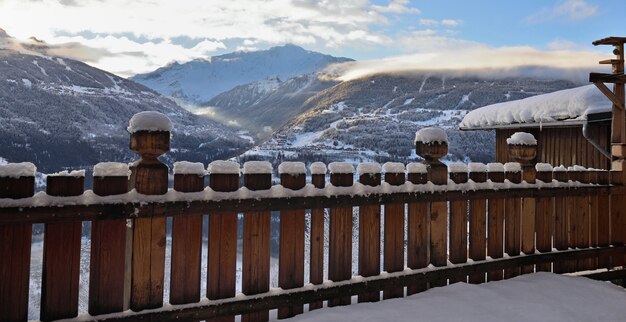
[468,163,487,284]
[535,164,554,272]
[487,163,505,281]
[415,127,448,288]
[597,170,611,269]
[569,167,591,271]
[40,170,85,321]
[89,163,130,316]
[0,163,35,322]
[242,161,272,322]
[382,162,406,300]
[278,162,306,319]
[356,163,381,303]
[308,162,326,311]
[406,163,429,295]
[328,162,354,307]
[207,161,240,322]
[127,111,171,311]
[448,163,468,284]
[503,162,522,279]
[170,162,205,305]
[552,167,569,273]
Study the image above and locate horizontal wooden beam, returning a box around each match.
[599,59,622,65]
[593,37,626,46]
[90,246,626,322]
[589,72,626,84]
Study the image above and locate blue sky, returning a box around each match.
[0,0,623,77]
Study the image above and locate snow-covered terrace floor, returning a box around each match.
[284,273,626,322]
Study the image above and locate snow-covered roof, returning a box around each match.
[460,85,612,130]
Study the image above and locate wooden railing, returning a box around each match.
[1,130,625,322]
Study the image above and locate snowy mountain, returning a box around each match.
[131,44,352,103]
[0,32,251,173]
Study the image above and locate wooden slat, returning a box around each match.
[535,170,553,272]
[610,170,625,269]
[89,176,129,316]
[469,168,487,283]
[328,172,353,307]
[487,169,505,281]
[428,162,448,288]
[383,171,405,299]
[589,171,599,270]
[357,172,381,303]
[278,172,306,319]
[41,175,84,321]
[406,171,429,295]
[597,171,611,268]
[504,168,522,278]
[0,176,34,322]
[308,173,325,311]
[448,171,468,284]
[553,170,569,273]
[521,165,536,275]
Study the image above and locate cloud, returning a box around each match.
[420,19,462,27]
[526,0,597,23]
[371,0,420,14]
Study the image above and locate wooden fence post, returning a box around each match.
[589,169,599,271]
[504,162,522,278]
[468,163,487,284]
[356,162,381,303]
[171,162,205,305]
[383,162,406,299]
[0,163,35,322]
[535,163,554,272]
[207,161,240,322]
[448,163,468,284]
[278,162,306,319]
[129,127,170,311]
[90,163,130,316]
[41,170,85,321]
[597,170,611,269]
[406,163,429,295]
[328,162,354,307]
[487,163,505,281]
[553,166,569,273]
[569,166,591,271]
[308,162,326,310]
[241,161,272,322]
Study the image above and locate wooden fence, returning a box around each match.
[1,129,625,322]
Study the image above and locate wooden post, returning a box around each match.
[535,164,554,272]
[207,161,240,322]
[468,163,487,284]
[308,162,326,311]
[553,167,569,273]
[328,162,354,307]
[406,163,429,295]
[170,162,205,305]
[0,163,35,322]
[129,129,170,311]
[278,162,306,319]
[41,171,84,321]
[383,162,406,299]
[90,163,129,316]
[597,170,611,269]
[504,162,522,278]
[448,163,468,284]
[241,161,272,322]
[487,163,505,281]
[356,163,381,303]
[589,169,599,271]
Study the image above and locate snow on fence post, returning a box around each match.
[278,162,306,319]
[328,162,354,307]
[597,170,611,269]
[242,161,272,322]
[356,162,381,303]
[0,163,35,322]
[569,166,591,271]
[406,163,429,295]
[503,162,522,279]
[383,162,406,300]
[308,162,326,311]
[207,160,240,322]
[468,163,487,284]
[127,111,171,311]
[552,166,569,274]
[415,127,448,288]
[535,163,554,273]
[487,163,505,281]
[41,170,85,321]
[90,163,130,316]
[170,162,205,305]
[448,162,468,284]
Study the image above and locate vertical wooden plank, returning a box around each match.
[535,165,554,272]
[309,162,326,311]
[356,163,381,303]
[207,161,240,322]
[468,163,487,284]
[170,164,205,305]
[553,168,569,273]
[41,174,84,321]
[382,163,405,299]
[278,163,306,319]
[90,166,129,316]
[569,168,590,271]
[328,162,354,307]
[589,170,599,270]
[597,170,611,268]
[0,166,35,322]
[448,164,468,284]
[487,164,505,281]
[406,164,429,295]
[521,163,536,275]
[428,160,448,288]
[504,163,522,278]
[241,161,272,322]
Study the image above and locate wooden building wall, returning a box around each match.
[495,122,611,169]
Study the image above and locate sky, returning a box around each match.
[0,0,624,78]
